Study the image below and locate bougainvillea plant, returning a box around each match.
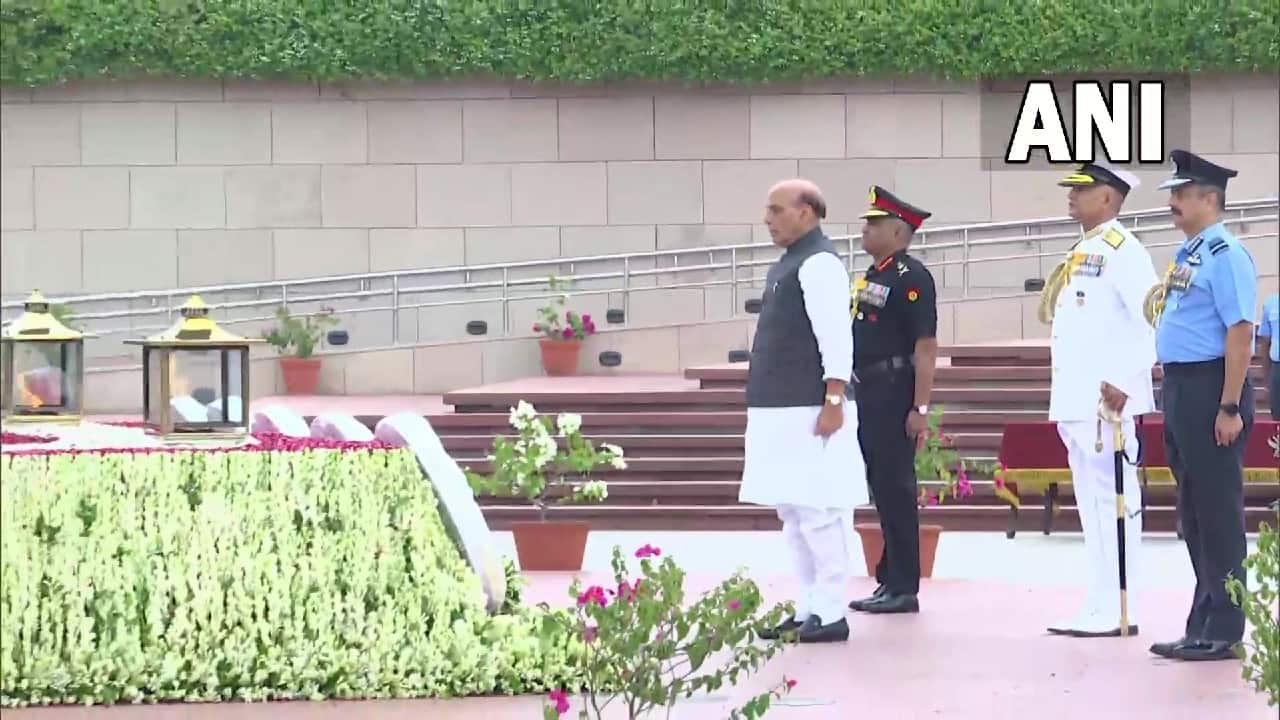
[465,400,623,521]
[541,543,798,719]
[533,276,597,342]
[913,405,981,508]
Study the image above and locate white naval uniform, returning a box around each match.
[739,251,870,625]
[1048,217,1159,634]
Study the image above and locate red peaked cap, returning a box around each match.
[859,185,932,230]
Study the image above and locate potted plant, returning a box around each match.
[465,400,623,571]
[262,305,339,395]
[533,275,597,377]
[541,543,799,719]
[854,405,979,578]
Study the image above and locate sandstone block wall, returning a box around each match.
[2,75,1277,359]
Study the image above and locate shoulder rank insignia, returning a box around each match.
[1209,238,1228,256]
[1102,228,1125,249]
[896,261,909,276]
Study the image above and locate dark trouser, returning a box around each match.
[1161,359,1254,644]
[1269,362,1279,418]
[854,366,920,595]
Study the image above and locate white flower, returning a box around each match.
[532,435,557,469]
[508,400,538,429]
[555,412,582,436]
[577,480,608,502]
[600,443,627,470]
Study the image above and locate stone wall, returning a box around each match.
[2,74,1277,363]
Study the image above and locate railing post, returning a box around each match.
[622,257,631,321]
[961,228,971,298]
[730,247,739,316]
[391,275,400,344]
[501,268,510,337]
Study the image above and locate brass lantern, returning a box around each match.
[1,290,94,425]
[124,295,263,442]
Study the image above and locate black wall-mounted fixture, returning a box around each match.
[606,308,626,324]
[192,387,217,405]
[744,298,762,314]
[598,351,622,367]
[727,350,750,363]
[327,329,349,346]
[466,320,488,336]
[1024,278,1046,292]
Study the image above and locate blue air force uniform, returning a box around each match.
[1258,293,1279,417]
[1149,150,1257,661]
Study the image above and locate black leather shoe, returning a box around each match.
[848,585,887,612]
[796,615,850,643]
[756,616,803,640]
[1169,640,1241,661]
[862,592,919,614]
[1149,637,1194,658]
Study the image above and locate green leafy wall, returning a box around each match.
[2,1,1278,87]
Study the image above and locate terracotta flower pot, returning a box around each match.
[279,356,322,395]
[510,520,591,571]
[853,522,944,578]
[539,338,582,376]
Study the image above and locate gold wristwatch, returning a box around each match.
[826,394,842,406]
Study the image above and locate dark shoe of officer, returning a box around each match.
[756,616,803,641]
[848,584,887,611]
[796,615,850,644]
[1154,639,1241,661]
[1149,637,1194,658]
[861,592,920,614]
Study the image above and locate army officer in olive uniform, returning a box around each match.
[847,186,939,615]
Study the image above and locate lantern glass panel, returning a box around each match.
[145,349,164,427]
[11,342,67,411]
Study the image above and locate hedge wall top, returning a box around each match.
[2,1,1278,87]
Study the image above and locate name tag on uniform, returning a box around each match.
[1168,265,1195,292]
[1070,252,1106,277]
[857,282,892,308]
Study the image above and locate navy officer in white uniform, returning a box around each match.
[743,178,868,644]
[1044,161,1159,638]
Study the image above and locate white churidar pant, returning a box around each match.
[1057,418,1143,626]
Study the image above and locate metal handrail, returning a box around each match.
[4,198,1276,347]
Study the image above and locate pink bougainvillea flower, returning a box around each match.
[533,323,542,332]
[927,491,940,506]
[581,314,592,324]
[728,599,742,611]
[786,678,797,689]
[577,585,608,607]
[1,431,57,445]
[582,624,598,644]
[616,579,644,603]
[562,327,574,340]
[547,689,570,714]
[635,544,661,558]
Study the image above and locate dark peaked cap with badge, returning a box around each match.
[859,185,932,231]
[1057,160,1140,195]
[1157,150,1238,191]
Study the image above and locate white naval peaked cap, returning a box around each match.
[1092,160,1140,191]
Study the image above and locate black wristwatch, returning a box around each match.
[1219,403,1240,417]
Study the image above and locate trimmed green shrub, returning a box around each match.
[1,1,1277,87]
[0,445,581,706]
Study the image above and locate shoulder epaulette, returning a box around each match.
[1102,228,1125,249]
[1209,238,1228,256]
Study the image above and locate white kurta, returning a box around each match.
[739,251,870,510]
[738,249,868,625]
[1047,218,1156,632]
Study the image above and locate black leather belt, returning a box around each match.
[854,355,913,382]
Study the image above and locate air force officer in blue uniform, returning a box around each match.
[1148,150,1257,662]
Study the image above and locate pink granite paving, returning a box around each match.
[4,575,1270,720]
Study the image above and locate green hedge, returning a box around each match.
[2,1,1278,87]
[0,447,581,706]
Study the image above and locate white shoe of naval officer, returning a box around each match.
[1049,600,1139,638]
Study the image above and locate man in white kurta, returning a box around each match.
[1046,161,1159,637]
[741,179,869,644]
